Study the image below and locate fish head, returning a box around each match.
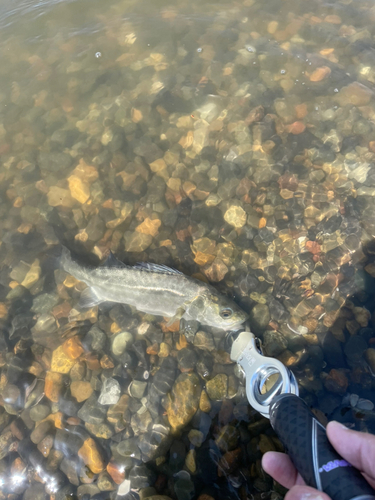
[193,291,249,330]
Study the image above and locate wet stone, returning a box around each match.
[117,437,142,460]
[193,331,215,352]
[85,422,114,439]
[78,437,105,474]
[262,331,288,357]
[215,425,239,452]
[98,377,121,405]
[249,304,270,334]
[29,404,50,422]
[344,335,367,363]
[112,331,133,356]
[206,374,228,401]
[128,380,148,399]
[166,373,201,432]
[77,394,107,424]
[177,348,198,372]
[129,464,157,490]
[70,381,93,402]
[224,205,247,228]
[174,473,195,500]
[188,429,204,447]
[324,369,348,395]
[151,358,176,396]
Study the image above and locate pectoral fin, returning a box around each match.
[79,287,103,308]
[166,306,186,326]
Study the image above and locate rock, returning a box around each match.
[344,335,367,363]
[249,304,270,334]
[224,205,247,228]
[117,438,142,460]
[124,232,153,252]
[48,186,75,208]
[112,331,133,356]
[85,422,114,439]
[158,342,171,358]
[31,293,59,314]
[78,437,105,474]
[128,380,148,399]
[129,464,157,490]
[365,348,375,373]
[262,331,288,357]
[51,345,76,374]
[21,260,41,289]
[215,425,239,452]
[185,449,196,473]
[107,395,130,431]
[98,378,121,405]
[29,404,50,422]
[151,358,176,396]
[334,82,373,107]
[174,472,195,500]
[131,410,153,435]
[70,381,93,402]
[177,348,197,372]
[309,66,331,82]
[82,325,106,352]
[136,218,161,237]
[166,373,201,432]
[203,258,228,282]
[324,369,348,395]
[77,394,107,424]
[199,390,211,412]
[194,331,215,352]
[44,371,64,403]
[258,434,276,453]
[206,374,228,401]
[188,429,204,447]
[68,175,90,204]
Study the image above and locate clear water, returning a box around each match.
[1,0,375,498]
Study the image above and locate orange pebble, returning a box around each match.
[309,66,331,82]
[287,121,306,134]
[295,103,308,119]
[259,217,267,228]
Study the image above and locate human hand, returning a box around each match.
[262,421,375,500]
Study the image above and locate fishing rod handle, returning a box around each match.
[269,394,375,500]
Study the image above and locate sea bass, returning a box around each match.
[61,248,248,330]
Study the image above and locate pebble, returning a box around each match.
[206,374,228,401]
[112,331,133,356]
[51,345,76,374]
[323,369,348,395]
[166,373,201,432]
[98,377,121,405]
[78,437,105,474]
[70,381,93,402]
[224,205,247,228]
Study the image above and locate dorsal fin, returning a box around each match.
[133,262,183,275]
[103,251,128,268]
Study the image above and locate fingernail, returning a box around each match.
[330,421,349,430]
[300,493,326,500]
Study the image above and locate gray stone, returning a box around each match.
[262,331,288,357]
[31,294,60,314]
[112,332,133,356]
[29,404,50,422]
[98,378,121,405]
[77,394,107,424]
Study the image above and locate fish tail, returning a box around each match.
[60,246,85,280]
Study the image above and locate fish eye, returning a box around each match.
[220,308,233,319]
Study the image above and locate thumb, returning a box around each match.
[327,421,375,483]
[285,485,331,500]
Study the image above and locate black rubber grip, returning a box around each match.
[269,394,375,500]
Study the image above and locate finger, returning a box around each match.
[262,451,306,489]
[327,421,375,479]
[285,485,332,500]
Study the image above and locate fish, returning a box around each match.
[61,247,248,330]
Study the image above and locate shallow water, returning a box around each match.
[1,0,375,498]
